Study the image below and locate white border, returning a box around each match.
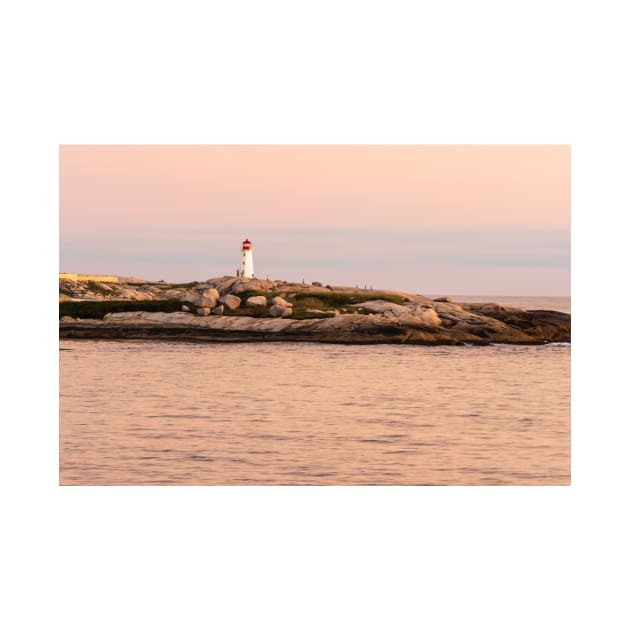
[4,1,628,629]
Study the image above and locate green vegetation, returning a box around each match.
[60,299,182,320]
[59,289,408,322]
[229,289,407,319]
[290,291,407,315]
[123,281,198,288]
[166,282,200,289]
[299,291,407,306]
[232,289,279,302]
[222,304,270,319]
[221,302,335,320]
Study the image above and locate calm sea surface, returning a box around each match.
[59,296,570,485]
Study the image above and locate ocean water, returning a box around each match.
[59,296,570,486]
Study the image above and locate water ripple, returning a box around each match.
[60,340,570,485]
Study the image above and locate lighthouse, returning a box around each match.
[239,238,254,278]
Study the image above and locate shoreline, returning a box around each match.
[59,276,570,346]
[59,334,571,347]
[59,309,570,346]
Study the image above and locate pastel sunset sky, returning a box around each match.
[59,145,570,295]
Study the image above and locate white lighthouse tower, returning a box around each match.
[239,238,254,278]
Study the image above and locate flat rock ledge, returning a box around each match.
[59,304,570,346]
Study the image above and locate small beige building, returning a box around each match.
[59,273,119,283]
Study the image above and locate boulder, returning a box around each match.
[181,304,190,312]
[271,296,293,308]
[178,291,219,307]
[197,295,217,308]
[219,294,241,310]
[434,296,452,303]
[197,307,211,316]
[269,303,286,317]
[203,276,276,296]
[246,295,267,307]
[201,288,220,301]
[60,315,76,322]
[179,292,197,304]
[282,307,293,317]
[212,305,224,315]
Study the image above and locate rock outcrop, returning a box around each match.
[59,275,570,345]
[60,303,570,345]
[204,276,276,296]
[60,275,423,304]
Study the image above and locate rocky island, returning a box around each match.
[59,276,570,345]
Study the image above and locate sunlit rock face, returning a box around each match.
[218,294,241,310]
[60,305,570,345]
[246,296,267,307]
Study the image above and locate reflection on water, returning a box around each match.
[60,337,570,485]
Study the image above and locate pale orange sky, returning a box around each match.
[61,145,569,231]
[59,145,570,294]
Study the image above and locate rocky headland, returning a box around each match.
[59,276,570,345]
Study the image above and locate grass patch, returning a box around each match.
[123,281,199,288]
[60,299,182,320]
[60,289,408,321]
[233,289,280,302]
[290,295,333,311]
[229,290,408,319]
[167,282,200,289]
[292,291,407,308]
[222,304,270,318]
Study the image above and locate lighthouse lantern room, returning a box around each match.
[239,238,254,278]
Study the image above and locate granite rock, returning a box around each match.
[246,295,268,307]
[218,294,241,310]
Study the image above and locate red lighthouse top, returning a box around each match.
[242,238,252,251]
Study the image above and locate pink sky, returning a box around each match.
[59,145,570,294]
